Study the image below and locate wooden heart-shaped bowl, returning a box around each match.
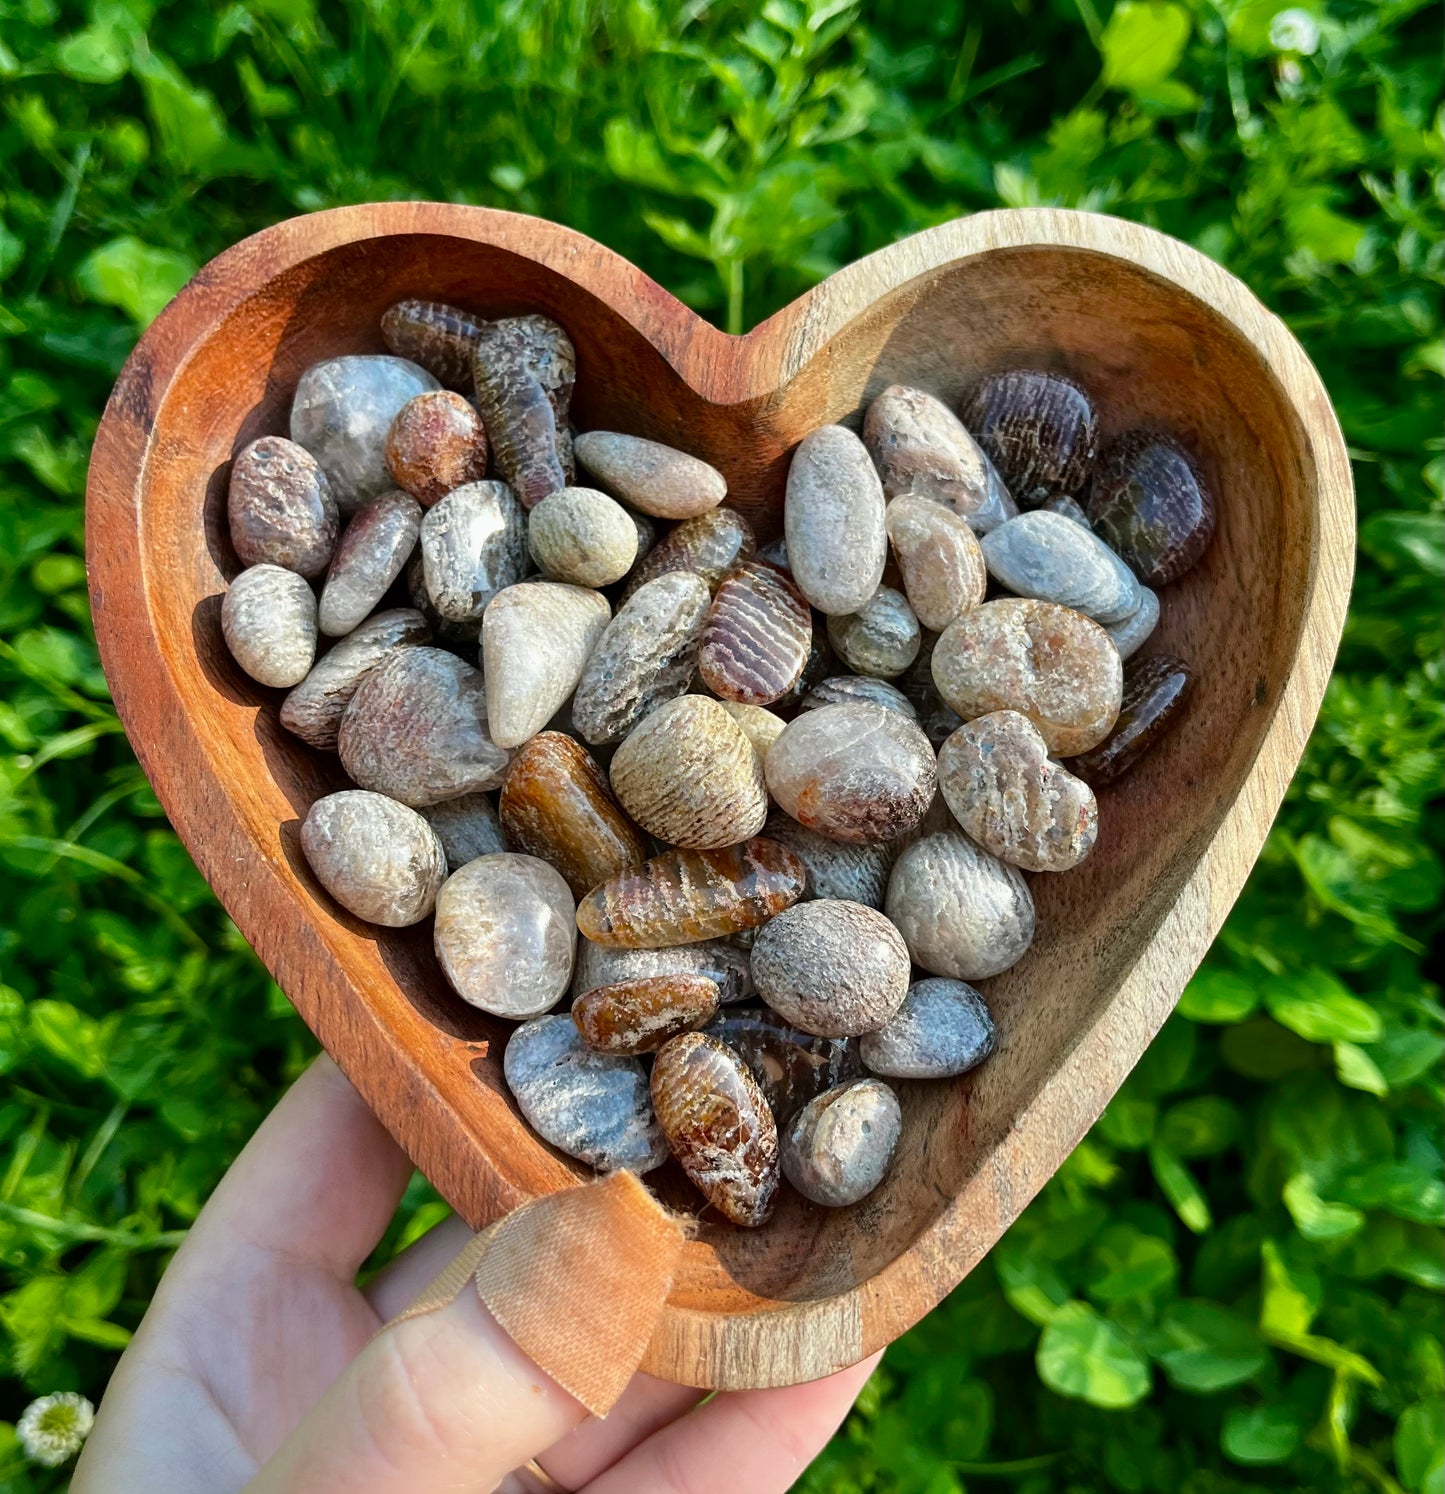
[87,203,1352,1389]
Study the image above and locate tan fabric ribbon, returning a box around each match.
[384,1170,689,1417]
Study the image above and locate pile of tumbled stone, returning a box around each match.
[220,297,1209,1228]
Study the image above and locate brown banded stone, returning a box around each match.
[527,486,638,588]
[499,732,647,898]
[228,435,338,578]
[620,507,756,599]
[573,936,754,1006]
[317,491,422,637]
[697,561,812,706]
[221,563,317,688]
[300,789,447,928]
[799,675,916,719]
[651,1032,779,1227]
[826,586,921,679]
[703,1007,864,1124]
[761,810,894,908]
[576,838,806,948]
[472,315,575,508]
[781,1078,901,1208]
[573,974,722,1054]
[384,390,489,507]
[1070,652,1193,787]
[931,598,1122,756]
[573,431,727,520]
[609,696,768,849]
[884,495,987,632]
[1088,431,1216,585]
[785,424,888,615]
[766,703,937,844]
[863,384,1017,533]
[960,369,1098,506]
[860,977,996,1080]
[418,479,528,627]
[938,710,1098,872]
[380,299,486,389]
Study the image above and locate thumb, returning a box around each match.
[245,1170,688,1494]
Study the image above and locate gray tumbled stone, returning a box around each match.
[980,509,1141,625]
[860,977,996,1079]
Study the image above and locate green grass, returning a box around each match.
[0,0,1441,1489]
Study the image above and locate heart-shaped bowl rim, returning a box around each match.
[87,203,1353,1388]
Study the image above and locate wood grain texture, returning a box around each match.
[86,203,1353,1390]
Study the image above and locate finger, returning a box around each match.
[363,1214,473,1319]
[533,1374,701,1490]
[584,1353,882,1494]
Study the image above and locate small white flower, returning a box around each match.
[1269,7,1320,54]
[16,1391,95,1468]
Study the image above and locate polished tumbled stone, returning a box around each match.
[761,810,894,908]
[697,561,813,706]
[471,315,575,508]
[959,369,1098,507]
[860,977,996,1079]
[573,936,754,1006]
[885,495,987,632]
[620,507,756,600]
[300,790,446,927]
[280,607,430,751]
[527,487,638,588]
[1071,652,1193,788]
[318,491,422,637]
[886,830,1035,980]
[384,390,488,507]
[980,509,1141,625]
[1107,584,1160,661]
[766,702,937,844]
[799,675,917,719]
[784,424,888,615]
[703,1007,863,1125]
[1088,431,1216,586]
[863,384,1017,533]
[572,974,721,1055]
[421,792,508,871]
[228,435,338,578]
[505,1015,668,1173]
[339,646,510,806]
[827,587,921,679]
[574,431,727,520]
[419,480,528,627]
[221,563,317,688]
[434,852,575,1016]
[781,1078,901,1207]
[290,355,440,513]
[381,299,486,390]
[931,598,1122,756]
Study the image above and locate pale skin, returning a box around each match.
[73,1055,878,1493]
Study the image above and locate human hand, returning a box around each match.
[73,1054,878,1493]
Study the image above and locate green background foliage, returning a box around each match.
[0,0,1440,1487]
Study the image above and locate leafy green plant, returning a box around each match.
[0,0,1439,1489]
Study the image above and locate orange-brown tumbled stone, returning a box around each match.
[573,974,722,1055]
[651,1031,779,1227]
[697,561,813,707]
[499,732,648,899]
[384,390,489,507]
[577,838,806,948]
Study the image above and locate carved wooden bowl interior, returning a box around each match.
[86,204,1353,1390]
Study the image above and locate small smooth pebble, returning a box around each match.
[472,315,575,508]
[300,790,446,927]
[280,607,430,750]
[719,702,787,759]
[1107,585,1160,660]
[782,1078,900,1207]
[886,830,1035,979]
[931,598,1122,756]
[228,436,338,577]
[419,479,528,627]
[527,487,638,587]
[573,974,721,1054]
[573,936,754,1006]
[761,810,894,908]
[766,703,937,844]
[1071,652,1193,787]
[938,710,1098,872]
[863,384,1016,533]
[651,1032,779,1227]
[290,355,439,512]
[574,431,727,520]
[499,732,648,897]
[318,491,422,637]
[980,510,1141,625]
[752,900,910,1037]
[221,563,317,687]
[860,978,995,1079]
[434,853,575,1016]
[698,561,812,706]
[621,507,757,600]
[960,370,1098,506]
[884,495,987,632]
[609,696,768,849]
[1043,494,1091,527]
[827,587,921,678]
[572,572,709,746]
[799,676,916,719]
[482,582,611,749]
[384,390,488,506]
[505,1015,667,1173]
[785,425,888,615]
[339,646,509,806]
[577,838,806,948]
[421,792,508,871]
[1088,431,1216,585]
[704,1007,863,1124]
[381,299,486,389]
